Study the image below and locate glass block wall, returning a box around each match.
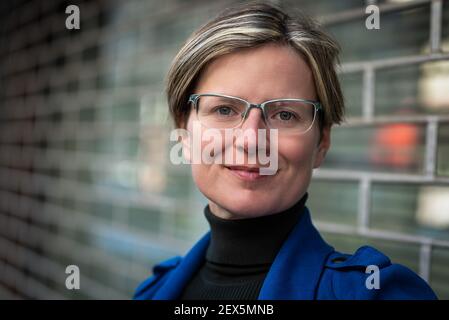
[0,0,448,299]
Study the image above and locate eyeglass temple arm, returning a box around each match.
[188,94,199,103]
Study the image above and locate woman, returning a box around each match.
[134,2,437,300]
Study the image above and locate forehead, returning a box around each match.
[194,43,316,101]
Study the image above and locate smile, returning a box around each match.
[224,166,272,181]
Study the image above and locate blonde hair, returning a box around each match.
[166,1,345,131]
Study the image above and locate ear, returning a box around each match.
[313,126,331,169]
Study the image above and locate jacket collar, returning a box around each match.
[152,231,210,300]
[153,207,334,300]
[258,207,334,299]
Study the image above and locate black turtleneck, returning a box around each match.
[180,193,308,300]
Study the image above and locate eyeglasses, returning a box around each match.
[188,93,322,133]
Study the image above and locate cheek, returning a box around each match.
[191,163,208,187]
[187,122,224,189]
[279,134,317,171]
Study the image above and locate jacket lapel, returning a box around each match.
[152,232,210,300]
[153,207,334,300]
[258,207,334,300]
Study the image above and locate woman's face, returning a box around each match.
[184,43,331,219]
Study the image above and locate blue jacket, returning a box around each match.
[134,207,437,300]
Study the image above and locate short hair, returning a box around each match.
[165,1,345,131]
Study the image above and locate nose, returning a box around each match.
[241,105,267,130]
[235,106,268,157]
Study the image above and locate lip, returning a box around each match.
[224,165,269,181]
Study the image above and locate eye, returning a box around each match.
[215,106,236,116]
[276,111,296,121]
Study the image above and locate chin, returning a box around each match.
[214,193,279,219]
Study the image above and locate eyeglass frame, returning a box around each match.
[188,93,323,133]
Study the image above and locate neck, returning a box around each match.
[204,193,308,265]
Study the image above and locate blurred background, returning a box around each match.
[0,0,448,299]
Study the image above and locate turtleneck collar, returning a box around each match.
[204,193,308,266]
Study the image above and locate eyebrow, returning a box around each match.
[203,93,313,103]
[212,95,244,103]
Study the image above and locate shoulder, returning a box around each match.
[318,245,437,300]
[133,256,182,300]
